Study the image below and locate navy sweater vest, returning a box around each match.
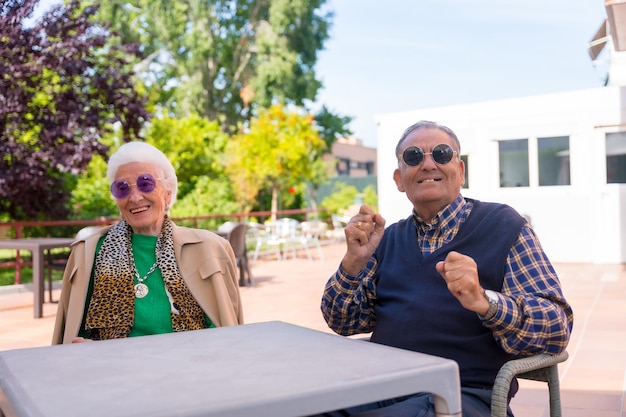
[370,199,526,389]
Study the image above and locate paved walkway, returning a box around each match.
[1,242,625,417]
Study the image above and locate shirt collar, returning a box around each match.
[413,194,467,231]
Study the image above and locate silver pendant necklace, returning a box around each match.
[134,261,158,298]
[131,242,159,298]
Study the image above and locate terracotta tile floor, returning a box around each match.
[1,242,625,417]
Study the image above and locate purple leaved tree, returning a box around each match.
[0,0,150,220]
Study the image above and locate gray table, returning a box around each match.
[0,238,75,318]
[0,321,461,417]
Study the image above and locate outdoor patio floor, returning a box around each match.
[1,241,625,417]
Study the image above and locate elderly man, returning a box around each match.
[319,120,573,417]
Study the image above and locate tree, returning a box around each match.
[70,113,234,220]
[171,176,240,230]
[320,183,378,216]
[303,157,329,219]
[314,105,354,150]
[319,182,360,216]
[83,0,356,217]
[226,104,326,220]
[0,0,149,220]
[144,114,229,198]
[307,105,354,216]
[91,0,335,132]
[69,150,117,220]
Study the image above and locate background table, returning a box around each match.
[0,238,75,318]
[0,321,461,417]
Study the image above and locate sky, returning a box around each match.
[313,0,610,147]
[34,0,610,148]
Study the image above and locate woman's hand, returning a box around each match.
[71,337,94,343]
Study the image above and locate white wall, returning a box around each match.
[376,86,626,264]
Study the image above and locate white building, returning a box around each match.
[376,1,626,264]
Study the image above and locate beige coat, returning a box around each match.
[52,223,244,344]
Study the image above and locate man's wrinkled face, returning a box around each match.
[393,127,465,220]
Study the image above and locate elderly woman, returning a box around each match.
[52,142,243,344]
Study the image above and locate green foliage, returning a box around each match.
[69,114,232,220]
[314,105,354,151]
[171,176,240,230]
[226,104,326,218]
[362,184,379,209]
[0,266,64,286]
[319,182,359,215]
[320,183,378,215]
[145,114,229,199]
[1,0,149,220]
[92,0,334,132]
[3,0,359,224]
[281,184,306,215]
[70,152,117,220]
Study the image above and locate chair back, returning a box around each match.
[331,214,349,230]
[300,220,327,239]
[491,351,569,417]
[220,222,248,258]
[75,226,105,240]
[218,221,238,236]
[219,222,252,286]
[330,214,349,241]
[275,218,300,238]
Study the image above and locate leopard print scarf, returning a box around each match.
[84,217,206,340]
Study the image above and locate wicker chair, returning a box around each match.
[491,351,569,417]
[356,335,568,417]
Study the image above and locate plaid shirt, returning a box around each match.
[321,195,573,356]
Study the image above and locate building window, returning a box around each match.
[336,158,349,176]
[499,139,529,187]
[460,155,469,189]
[538,136,570,186]
[607,132,626,183]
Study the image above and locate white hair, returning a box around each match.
[106,142,178,210]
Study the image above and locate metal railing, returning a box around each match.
[0,208,328,285]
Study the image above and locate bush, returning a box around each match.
[320,182,378,216]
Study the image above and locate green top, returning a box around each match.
[79,233,214,339]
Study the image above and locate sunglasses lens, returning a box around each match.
[402,147,424,166]
[136,174,157,193]
[110,174,157,199]
[432,144,455,164]
[110,180,130,199]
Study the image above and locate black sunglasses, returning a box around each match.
[110,174,161,199]
[401,144,458,167]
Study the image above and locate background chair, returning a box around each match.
[298,220,327,261]
[251,218,309,262]
[491,351,569,417]
[218,222,252,286]
[331,214,349,242]
[276,218,310,261]
[355,335,568,417]
[250,221,284,262]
